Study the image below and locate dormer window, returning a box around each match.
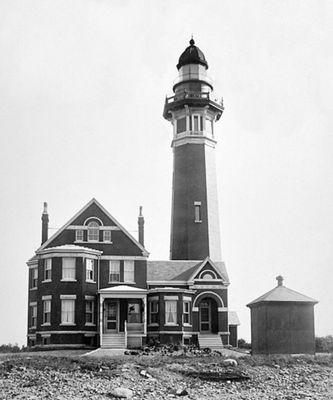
[87,221,99,242]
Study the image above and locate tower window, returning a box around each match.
[87,221,99,241]
[194,201,202,223]
[176,117,186,134]
[193,116,199,131]
[190,115,203,132]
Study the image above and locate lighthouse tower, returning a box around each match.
[163,39,224,261]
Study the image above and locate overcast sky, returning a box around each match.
[0,0,332,345]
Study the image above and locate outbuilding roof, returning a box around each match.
[247,276,318,307]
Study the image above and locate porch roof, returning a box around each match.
[99,285,148,295]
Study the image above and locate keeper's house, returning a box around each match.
[27,199,237,349]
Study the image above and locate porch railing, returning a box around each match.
[124,320,128,348]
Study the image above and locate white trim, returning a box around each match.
[27,334,36,339]
[164,295,179,300]
[183,296,192,301]
[29,302,37,306]
[41,333,51,338]
[35,330,98,334]
[85,295,95,300]
[192,307,199,312]
[35,198,149,256]
[194,201,201,206]
[190,284,228,289]
[68,225,120,230]
[27,259,38,267]
[147,280,187,286]
[30,287,37,291]
[193,291,224,308]
[172,136,216,148]
[61,279,77,282]
[149,288,195,294]
[83,216,104,226]
[40,253,99,259]
[60,323,76,326]
[42,279,52,283]
[218,331,230,335]
[101,255,147,260]
[42,295,52,300]
[218,307,228,312]
[164,323,179,327]
[85,323,96,327]
[41,323,51,327]
[84,333,96,337]
[60,295,77,300]
[199,270,217,280]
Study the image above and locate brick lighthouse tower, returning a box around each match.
[163,38,224,262]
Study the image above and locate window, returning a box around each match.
[85,300,94,324]
[31,268,38,288]
[76,229,84,241]
[183,301,190,324]
[44,259,52,281]
[61,299,75,324]
[86,259,94,282]
[43,300,51,324]
[109,260,120,282]
[31,305,37,327]
[149,301,159,324]
[176,117,186,134]
[87,221,99,241]
[194,202,202,222]
[128,302,141,323]
[165,300,177,325]
[62,258,76,280]
[103,230,112,242]
[201,272,215,280]
[124,260,134,282]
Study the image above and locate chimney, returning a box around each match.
[276,275,284,287]
[41,202,49,245]
[138,206,144,246]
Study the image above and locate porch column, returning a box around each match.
[143,295,147,335]
[99,296,104,347]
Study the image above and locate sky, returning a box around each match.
[0,0,332,345]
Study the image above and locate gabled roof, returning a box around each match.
[247,284,318,307]
[228,311,240,326]
[34,198,149,256]
[147,257,229,284]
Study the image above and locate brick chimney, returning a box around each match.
[41,202,49,245]
[138,206,144,246]
[276,275,284,286]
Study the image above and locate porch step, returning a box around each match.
[198,334,224,351]
[101,334,126,349]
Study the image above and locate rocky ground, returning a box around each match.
[0,350,332,399]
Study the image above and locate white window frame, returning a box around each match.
[189,114,203,133]
[43,300,51,325]
[43,259,52,281]
[86,259,95,282]
[124,260,134,282]
[87,221,99,242]
[165,300,177,326]
[109,260,120,282]
[194,201,202,223]
[31,305,37,328]
[75,229,84,242]
[31,268,38,288]
[85,300,94,325]
[103,230,112,242]
[62,258,76,281]
[61,299,75,325]
[149,301,159,325]
[183,301,191,325]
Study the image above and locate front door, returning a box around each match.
[105,301,118,333]
[199,300,211,333]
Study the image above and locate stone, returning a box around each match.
[175,388,188,396]
[109,387,133,399]
[222,359,238,367]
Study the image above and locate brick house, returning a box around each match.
[27,39,240,349]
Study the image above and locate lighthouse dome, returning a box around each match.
[177,38,208,70]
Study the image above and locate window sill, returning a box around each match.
[42,279,52,283]
[108,280,121,284]
[148,323,159,327]
[194,220,202,223]
[41,323,51,327]
[183,323,192,327]
[85,323,96,326]
[60,323,76,326]
[75,240,113,244]
[61,279,77,282]
[86,280,96,284]
[30,287,37,291]
[164,323,179,326]
[29,326,37,330]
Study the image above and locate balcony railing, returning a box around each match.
[165,91,223,107]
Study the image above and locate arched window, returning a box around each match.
[87,221,99,241]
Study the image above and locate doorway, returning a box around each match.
[199,298,218,333]
[104,300,118,333]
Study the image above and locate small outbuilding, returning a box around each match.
[247,276,318,355]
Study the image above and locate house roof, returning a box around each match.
[228,311,240,326]
[147,258,229,283]
[32,198,149,257]
[99,285,147,293]
[247,283,318,307]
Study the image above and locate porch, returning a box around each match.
[99,285,147,349]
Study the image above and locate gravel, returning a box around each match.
[0,352,332,399]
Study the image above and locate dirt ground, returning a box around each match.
[0,350,332,399]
